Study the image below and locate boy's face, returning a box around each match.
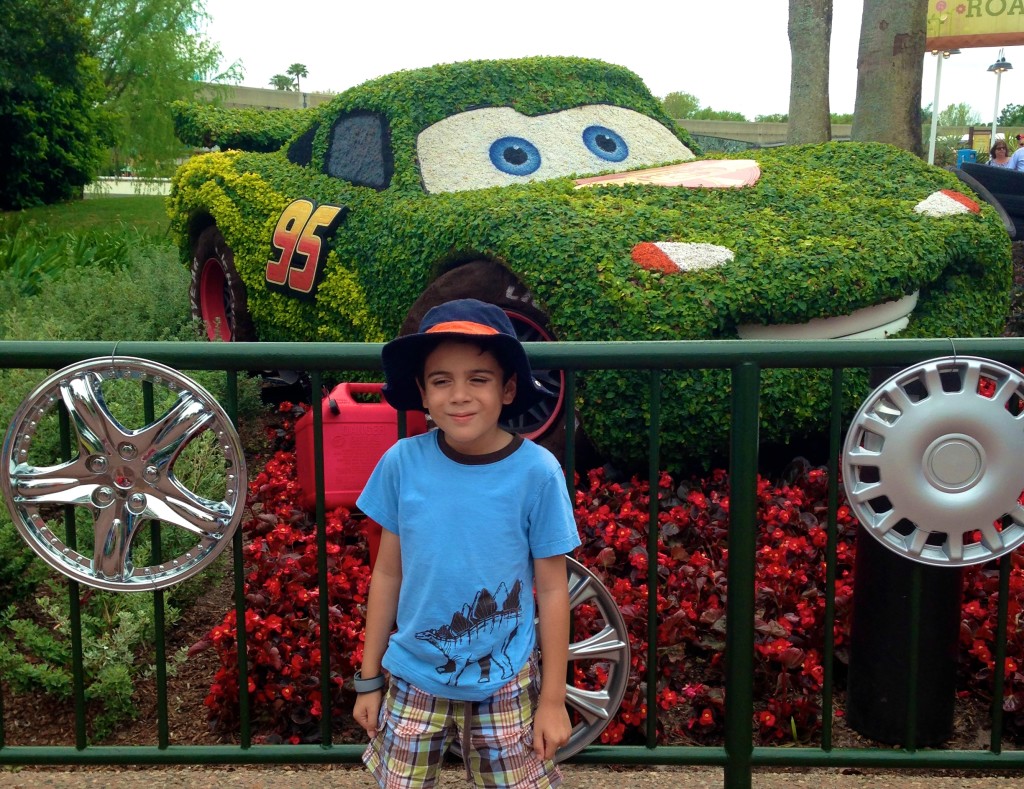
[417,340,516,455]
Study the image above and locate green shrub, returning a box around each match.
[0,221,262,738]
[0,580,189,740]
[0,217,155,297]
[171,101,312,153]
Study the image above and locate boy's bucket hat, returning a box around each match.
[381,298,549,419]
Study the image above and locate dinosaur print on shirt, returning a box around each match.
[415,579,523,686]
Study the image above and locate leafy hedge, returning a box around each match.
[168,57,1012,469]
[170,101,312,153]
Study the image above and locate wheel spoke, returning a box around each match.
[906,527,930,557]
[569,624,628,663]
[846,479,886,504]
[568,570,603,609]
[134,393,215,467]
[91,506,142,581]
[62,373,127,457]
[142,485,232,539]
[979,522,1005,552]
[945,534,964,563]
[921,365,944,399]
[565,685,614,725]
[883,382,917,416]
[10,460,95,507]
[962,361,982,396]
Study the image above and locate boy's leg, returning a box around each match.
[462,656,562,789]
[364,676,457,788]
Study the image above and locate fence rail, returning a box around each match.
[2,337,1024,789]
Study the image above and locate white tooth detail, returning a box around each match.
[914,190,976,217]
[737,292,919,340]
[655,242,734,271]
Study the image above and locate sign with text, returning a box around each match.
[927,0,1024,50]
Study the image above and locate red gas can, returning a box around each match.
[294,382,427,511]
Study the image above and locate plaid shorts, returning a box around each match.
[363,655,562,788]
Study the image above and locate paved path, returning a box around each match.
[0,766,1023,788]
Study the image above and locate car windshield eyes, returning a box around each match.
[488,126,630,178]
[489,136,542,176]
[583,125,629,162]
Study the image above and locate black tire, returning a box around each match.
[403,261,593,461]
[189,225,256,341]
[955,164,1018,239]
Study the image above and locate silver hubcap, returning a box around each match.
[1,357,245,590]
[843,356,1024,566]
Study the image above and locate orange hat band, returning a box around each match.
[426,320,500,336]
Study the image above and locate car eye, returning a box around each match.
[489,136,541,176]
[582,125,629,162]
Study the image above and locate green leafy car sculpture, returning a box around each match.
[168,56,1012,468]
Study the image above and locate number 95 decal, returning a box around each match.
[265,198,347,299]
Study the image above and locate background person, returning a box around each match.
[990,140,1013,167]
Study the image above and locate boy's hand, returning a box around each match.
[353,690,383,738]
[533,697,572,761]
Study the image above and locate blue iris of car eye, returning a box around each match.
[582,125,628,162]
[489,137,541,176]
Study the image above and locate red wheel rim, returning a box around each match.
[199,257,231,342]
[502,310,564,440]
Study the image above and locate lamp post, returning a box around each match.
[989,49,1013,143]
[928,49,960,165]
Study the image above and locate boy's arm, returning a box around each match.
[533,553,573,761]
[352,528,402,738]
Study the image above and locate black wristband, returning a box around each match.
[354,669,386,693]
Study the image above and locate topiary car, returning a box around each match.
[168,56,1012,468]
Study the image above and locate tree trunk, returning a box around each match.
[851,0,928,155]
[787,0,833,145]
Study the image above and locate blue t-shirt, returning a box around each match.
[356,430,580,702]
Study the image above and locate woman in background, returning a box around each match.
[989,140,1013,167]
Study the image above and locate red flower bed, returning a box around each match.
[195,403,1024,745]
[571,464,858,744]
[193,403,371,743]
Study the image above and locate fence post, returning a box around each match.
[724,362,760,789]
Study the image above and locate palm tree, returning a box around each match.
[269,74,294,91]
[286,63,308,92]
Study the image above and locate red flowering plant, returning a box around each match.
[193,402,372,743]
[195,404,1024,747]
[571,463,860,745]
[958,551,1024,738]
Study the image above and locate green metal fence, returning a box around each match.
[2,337,1024,788]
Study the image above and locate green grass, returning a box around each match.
[1,196,171,238]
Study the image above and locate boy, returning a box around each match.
[352,298,581,788]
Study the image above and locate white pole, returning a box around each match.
[992,70,1002,142]
[928,54,943,165]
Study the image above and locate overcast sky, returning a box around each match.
[202,0,1023,123]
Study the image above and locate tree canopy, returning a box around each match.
[999,103,1024,126]
[286,63,308,92]
[270,74,296,91]
[661,91,747,122]
[938,102,980,126]
[0,0,107,209]
[83,0,238,176]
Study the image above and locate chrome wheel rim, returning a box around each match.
[1,357,245,590]
[842,356,1024,566]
